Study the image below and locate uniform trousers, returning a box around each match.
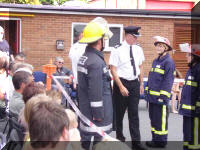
[113,78,141,142]
[149,102,169,144]
[80,131,102,150]
[183,116,200,150]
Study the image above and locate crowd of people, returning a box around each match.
[0,16,199,150]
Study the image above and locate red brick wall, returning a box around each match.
[18,13,190,76]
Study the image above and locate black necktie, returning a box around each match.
[130,46,136,76]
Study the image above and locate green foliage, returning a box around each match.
[0,0,40,4]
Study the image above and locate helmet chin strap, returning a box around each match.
[100,38,105,52]
[158,50,168,60]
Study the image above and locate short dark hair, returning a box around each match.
[22,82,46,103]
[29,101,69,149]
[12,71,32,90]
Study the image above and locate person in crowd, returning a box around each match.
[28,101,70,150]
[0,26,14,61]
[9,71,33,116]
[65,109,81,150]
[18,82,46,129]
[171,69,183,113]
[52,56,73,107]
[109,26,146,150]
[15,52,26,63]
[179,43,200,150]
[0,51,10,118]
[78,17,113,150]
[145,36,175,148]
[69,31,87,90]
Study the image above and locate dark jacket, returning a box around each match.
[179,62,200,117]
[78,46,113,134]
[146,53,175,105]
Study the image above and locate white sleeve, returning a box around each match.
[68,46,74,60]
[109,49,119,67]
[139,47,145,65]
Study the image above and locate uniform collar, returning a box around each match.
[157,53,170,61]
[86,46,104,60]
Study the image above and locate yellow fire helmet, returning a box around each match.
[79,17,113,44]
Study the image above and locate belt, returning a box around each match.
[120,77,138,83]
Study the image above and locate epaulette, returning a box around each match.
[114,43,122,49]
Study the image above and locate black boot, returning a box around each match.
[116,136,125,142]
[132,142,147,150]
[146,141,166,148]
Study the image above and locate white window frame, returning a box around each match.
[0,17,22,52]
[71,22,123,52]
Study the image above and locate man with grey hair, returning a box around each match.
[52,56,73,107]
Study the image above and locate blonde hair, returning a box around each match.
[46,90,62,105]
[65,109,78,129]
[24,94,51,125]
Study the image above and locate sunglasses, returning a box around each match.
[58,62,64,64]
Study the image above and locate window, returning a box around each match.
[71,23,123,51]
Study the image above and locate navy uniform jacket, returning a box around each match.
[179,62,200,117]
[78,46,113,134]
[146,53,175,105]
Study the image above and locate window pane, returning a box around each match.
[109,27,121,47]
[73,24,85,43]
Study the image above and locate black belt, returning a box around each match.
[120,77,138,83]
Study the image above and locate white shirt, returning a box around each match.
[109,41,145,81]
[69,42,87,84]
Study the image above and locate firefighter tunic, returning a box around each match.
[146,53,175,143]
[179,62,200,150]
[77,46,113,138]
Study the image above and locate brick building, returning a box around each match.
[0,3,199,76]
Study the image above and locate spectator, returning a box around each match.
[28,101,70,150]
[52,56,73,107]
[46,90,62,105]
[69,31,87,89]
[0,51,10,118]
[15,52,26,63]
[65,109,81,150]
[9,71,33,116]
[171,69,183,113]
[0,26,14,61]
[18,82,46,129]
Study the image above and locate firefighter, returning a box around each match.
[145,36,175,148]
[77,17,113,150]
[179,43,200,150]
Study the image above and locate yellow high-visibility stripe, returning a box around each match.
[154,130,168,135]
[151,105,168,136]
[196,102,200,107]
[149,90,160,96]
[154,68,165,74]
[145,86,148,91]
[182,104,195,110]
[162,105,167,132]
[184,142,189,146]
[151,68,154,72]
[194,118,199,146]
[160,90,171,98]
[186,81,198,87]
[188,145,200,149]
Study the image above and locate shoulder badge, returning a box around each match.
[114,43,122,49]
